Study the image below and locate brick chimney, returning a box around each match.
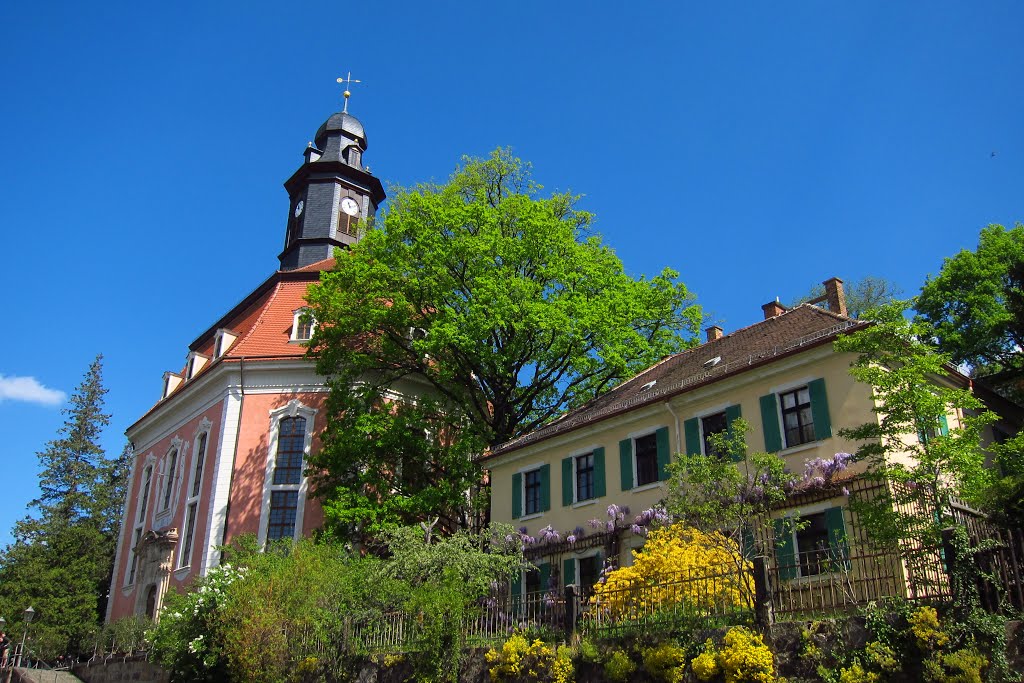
[762,300,786,319]
[705,325,723,342]
[823,277,848,316]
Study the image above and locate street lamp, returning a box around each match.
[15,607,34,668]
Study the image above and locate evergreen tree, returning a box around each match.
[0,356,130,659]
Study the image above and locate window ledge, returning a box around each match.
[572,498,598,509]
[631,482,663,494]
[778,441,824,457]
[173,566,191,580]
[517,512,544,522]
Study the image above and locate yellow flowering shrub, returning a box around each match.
[592,524,751,620]
[485,633,574,682]
[690,627,776,683]
[837,660,880,683]
[910,606,950,650]
[923,648,988,683]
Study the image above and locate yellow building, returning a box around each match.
[481,278,1013,607]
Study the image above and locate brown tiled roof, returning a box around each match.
[486,304,867,458]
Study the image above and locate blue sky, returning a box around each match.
[1,2,1022,549]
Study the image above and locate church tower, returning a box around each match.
[278,89,386,270]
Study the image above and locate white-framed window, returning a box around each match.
[291,308,316,342]
[177,424,210,570]
[259,400,317,544]
[561,446,606,506]
[774,505,849,580]
[760,378,832,453]
[780,386,815,447]
[563,552,604,595]
[127,458,155,586]
[512,464,550,519]
[618,427,669,490]
[161,447,179,512]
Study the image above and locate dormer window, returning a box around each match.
[185,352,210,380]
[214,329,238,358]
[162,372,183,399]
[292,309,316,342]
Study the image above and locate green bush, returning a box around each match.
[603,649,636,683]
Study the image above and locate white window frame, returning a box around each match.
[291,308,316,342]
[626,427,662,490]
[781,501,840,581]
[571,449,597,505]
[155,437,184,526]
[258,400,317,545]
[126,454,156,587]
[568,551,604,589]
[515,461,545,521]
[176,420,211,572]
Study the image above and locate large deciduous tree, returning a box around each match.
[916,223,1024,386]
[0,356,131,659]
[306,149,702,536]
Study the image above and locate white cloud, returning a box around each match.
[0,375,66,407]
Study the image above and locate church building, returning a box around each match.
[107,99,389,622]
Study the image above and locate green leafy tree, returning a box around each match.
[0,356,130,659]
[306,148,701,536]
[916,223,1024,384]
[794,275,903,318]
[834,302,997,545]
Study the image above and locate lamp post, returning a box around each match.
[15,607,34,668]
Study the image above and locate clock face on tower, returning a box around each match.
[340,197,360,217]
[294,200,304,218]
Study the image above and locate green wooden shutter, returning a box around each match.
[512,472,522,519]
[726,404,743,462]
[561,457,574,506]
[563,558,576,586]
[760,394,782,453]
[619,439,633,491]
[539,464,551,512]
[808,378,832,440]
[939,414,949,436]
[511,571,522,598]
[684,418,701,455]
[593,447,606,498]
[825,506,850,570]
[656,426,671,481]
[741,525,756,560]
[773,518,797,581]
[539,562,551,593]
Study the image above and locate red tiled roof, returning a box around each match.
[289,257,337,273]
[486,304,867,458]
[228,280,315,357]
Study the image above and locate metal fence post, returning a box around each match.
[563,585,578,637]
[752,557,774,627]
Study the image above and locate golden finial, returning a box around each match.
[336,72,361,113]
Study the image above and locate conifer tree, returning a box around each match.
[0,355,131,659]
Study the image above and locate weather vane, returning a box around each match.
[336,72,361,113]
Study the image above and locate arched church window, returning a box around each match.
[272,417,306,485]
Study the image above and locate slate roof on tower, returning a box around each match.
[486,303,868,458]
